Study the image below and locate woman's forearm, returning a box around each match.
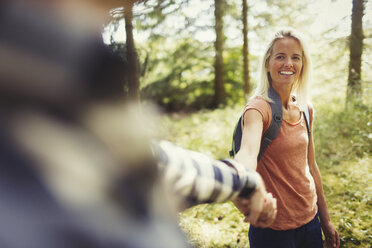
[311,163,331,223]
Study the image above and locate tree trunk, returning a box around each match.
[242,0,250,101]
[346,0,364,105]
[124,1,140,101]
[213,0,226,108]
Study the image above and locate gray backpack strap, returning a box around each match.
[257,87,283,161]
[229,115,243,157]
[303,106,311,138]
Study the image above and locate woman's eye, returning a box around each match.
[276,55,284,59]
[293,56,301,61]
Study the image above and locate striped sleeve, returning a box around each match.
[152,140,259,209]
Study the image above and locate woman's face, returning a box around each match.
[266,38,303,88]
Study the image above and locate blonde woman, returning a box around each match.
[234,28,340,248]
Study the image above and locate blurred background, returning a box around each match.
[105,0,371,111]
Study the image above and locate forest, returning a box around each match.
[106,0,371,247]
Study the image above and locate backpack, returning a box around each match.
[229,87,311,161]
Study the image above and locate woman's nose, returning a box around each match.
[284,58,293,67]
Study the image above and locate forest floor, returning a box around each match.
[160,101,372,248]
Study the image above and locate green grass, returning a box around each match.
[160,100,372,248]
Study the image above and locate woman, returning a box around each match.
[234,28,340,248]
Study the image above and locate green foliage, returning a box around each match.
[140,38,216,111]
[140,40,251,111]
[161,101,372,247]
[223,46,246,105]
[314,101,372,168]
[161,105,241,158]
[321,157,371,247]
[180,202,250,247]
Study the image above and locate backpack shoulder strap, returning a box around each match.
[229,87,283,160]
[257,87,283,161]
[230,92,311,160]
[229,116,243,157]
[303,105,311,138]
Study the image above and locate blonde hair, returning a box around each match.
[251,28,312,111]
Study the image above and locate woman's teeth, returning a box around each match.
[280,71,294,75]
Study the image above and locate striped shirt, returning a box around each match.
[153,140,259,209]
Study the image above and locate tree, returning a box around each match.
[124,0,142,101]
[213,0,226,107]
[110,0,187,102]
[347,0,365,105]
[242,0,250,100]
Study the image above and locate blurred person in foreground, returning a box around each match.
[0,1,276,247]
[233,28,339,248]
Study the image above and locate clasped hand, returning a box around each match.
[232,177,277,228]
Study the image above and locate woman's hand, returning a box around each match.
[232,177,277,228]
[321,221,340,248]
[254,193,277,227]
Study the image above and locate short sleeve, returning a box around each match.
[242,97,272,134]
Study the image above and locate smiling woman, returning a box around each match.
[233,28,340,248]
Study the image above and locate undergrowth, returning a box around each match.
[161,99,372,248]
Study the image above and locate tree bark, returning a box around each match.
[347,0,364,105]
[124,1,140,101]
[242,0,250,100]
[213,0,226,107]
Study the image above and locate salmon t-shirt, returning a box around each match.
[243,97,317,230]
